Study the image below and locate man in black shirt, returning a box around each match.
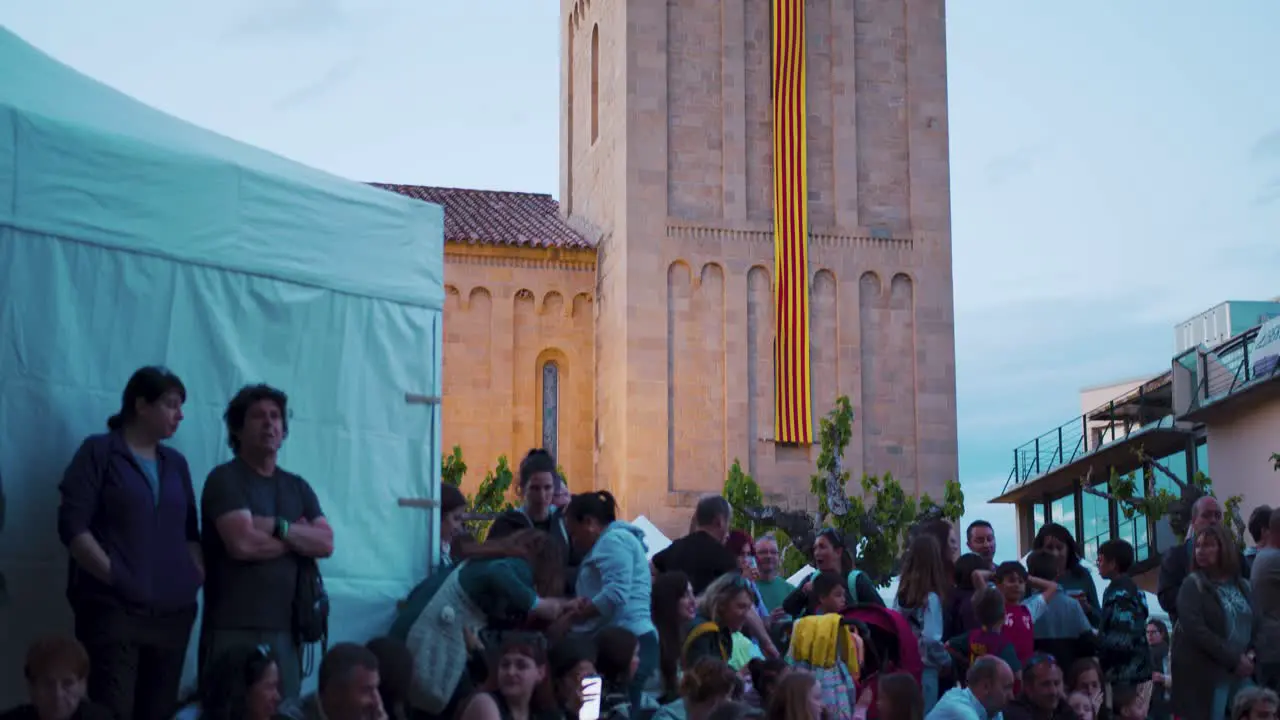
[201,385,335,700]
[651,495,737,594]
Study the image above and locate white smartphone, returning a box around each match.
[579,675,603,720]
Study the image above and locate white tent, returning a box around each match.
[631,516,672,558]
[0,28,444,703]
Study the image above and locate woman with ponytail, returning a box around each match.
[489,449,579,592]
[57,366,203,720]
[561,491,659,708]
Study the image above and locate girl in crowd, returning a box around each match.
[764,672,826,720]
[653,658,742,720]
[684,575,758,669]
[1172,524,1256,720]
[652,572,698,703]
[457,637,559,720]
[489,450,579,591]
[1064,658,1104,720]
[561,491,658,706]
[945,553,989,638]
[405,529,570,717]
[782,530,883,617]
[893,535,949,713]
[173,645,283,720]
[1,636,112,720]
[1146,619,1172,720]
[917,520,961,588]
[875,673,923,720]
[57,367,202,720]
[1032,523,1100,626]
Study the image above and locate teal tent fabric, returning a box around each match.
[0,27,444,703]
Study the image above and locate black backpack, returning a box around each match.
[294,556,329,675]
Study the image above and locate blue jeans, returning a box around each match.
[630,631,660,708]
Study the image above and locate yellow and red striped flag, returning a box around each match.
[772,0,812,445]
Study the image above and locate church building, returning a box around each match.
[377,0,959,533]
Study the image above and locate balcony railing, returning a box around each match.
[1174,321,1280,414]
[1004,376,1175,493]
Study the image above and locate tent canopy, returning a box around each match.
[0,26,443,310]
[0,27,445,703]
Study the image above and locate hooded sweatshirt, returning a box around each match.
[574,520,656,638]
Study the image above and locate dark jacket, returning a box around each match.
[1170,571,1256,719]
[1157,535,1249,624]
[57,432,202,612]
[651,531,737,595]
[1097,575,1153,685]
[782,569,885,617]
[0,702,114,720]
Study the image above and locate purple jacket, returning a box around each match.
[57,432,202,612]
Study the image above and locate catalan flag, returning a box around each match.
[772,0,812,445]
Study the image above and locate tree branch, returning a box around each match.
[1134,449,1189,492]
[1082,485,1141,510]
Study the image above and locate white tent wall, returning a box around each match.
[0,227,443,704]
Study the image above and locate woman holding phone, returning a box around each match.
[1032,523,1100,626]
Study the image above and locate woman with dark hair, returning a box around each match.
[488,449,579,591]
[652,572,698,702]
[782,529,883,617]
[405,529,573,717]
[1172,524,1255,720]
[1033,522,1100,626]
[561,491,658,707]
[56,366,203,720]
[1146,619,1172,720]
[172,644,283,720]
[457,636,559,720]
[893,535,950,713]
[875,672,922,720]
[595,627,641,719]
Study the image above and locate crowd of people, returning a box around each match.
[3,366,1280,720]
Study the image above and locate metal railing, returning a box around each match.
[1003,380,1174,494]
[1176,322,1280,413]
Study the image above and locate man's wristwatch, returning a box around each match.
[274,517,290,540]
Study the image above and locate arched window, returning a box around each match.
[590,24,599,143]
[541,361,560,459]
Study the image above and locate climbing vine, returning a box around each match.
[1082,447,1245,544]
[441,445,467,487]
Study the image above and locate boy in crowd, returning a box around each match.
[812,571,848,615]
[1096,539,1153,714]
[947,586,1021,679]
[976,560,1059,670]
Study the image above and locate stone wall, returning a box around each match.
[441,244,596,495]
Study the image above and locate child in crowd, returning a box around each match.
[946,586,1020,679]
[978,560,1059,669]
[1095,539,1152,715]
[812,571,849,616]
[1025,549,1095,672]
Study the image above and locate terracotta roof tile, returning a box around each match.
[372,183,593,250]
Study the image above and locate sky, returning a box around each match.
[4,1,1279,562]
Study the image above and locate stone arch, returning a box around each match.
[467,286,492,312]
[889,273,915,310]
[811,269,839,424]
[570,292,592,318]
[699,262,725,288]
[542,291,566,317]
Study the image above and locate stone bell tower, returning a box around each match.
[560,0,959,533]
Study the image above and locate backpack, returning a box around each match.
[294,556,330,674]
[845,569,864,605]
[682,621,728,662]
